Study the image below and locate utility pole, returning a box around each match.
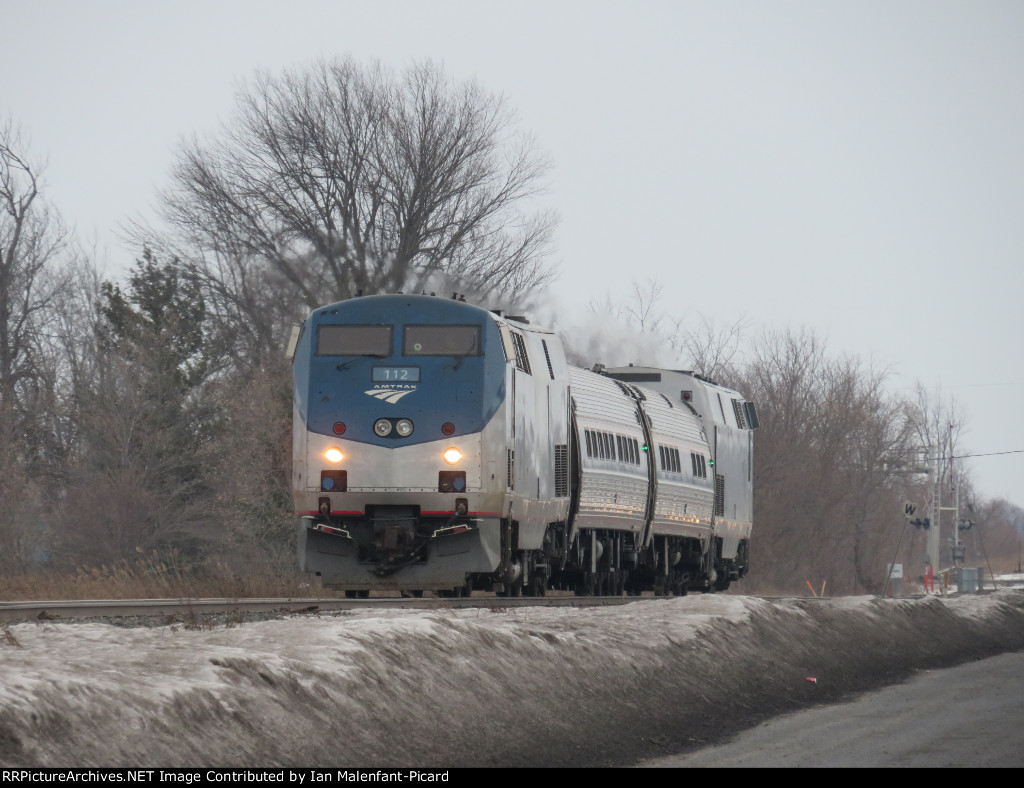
[926,430,960,592]
[926,448,941,590]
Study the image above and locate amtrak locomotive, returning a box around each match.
[291,294,758,597]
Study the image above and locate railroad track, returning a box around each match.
[5,583,1014,624]
[0,593,637,623]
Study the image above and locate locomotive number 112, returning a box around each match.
[372,366,421,382]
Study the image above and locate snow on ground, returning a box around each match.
[2,589,1024,768]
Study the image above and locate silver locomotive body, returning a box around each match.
[292,295,570,596]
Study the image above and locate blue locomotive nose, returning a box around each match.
[296,295,507,447]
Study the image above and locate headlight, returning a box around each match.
[324,448,344,463]
[443,448,463,465]
[396,418,414,437]
[373,419,393,437]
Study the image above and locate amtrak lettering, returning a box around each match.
[365,384,417,404]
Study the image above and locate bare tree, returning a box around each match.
[734,329,918,594]
[968,498,1024,573]
[576,278,748,377]
[0,119,76,575]
[670,312,749,382]
[909,382,967,485]
[0,120,65,554]
[586,279,669,335]
[0,119,70,449]
[138,57,558,361]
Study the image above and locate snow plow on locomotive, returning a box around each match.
[290,294,757,597]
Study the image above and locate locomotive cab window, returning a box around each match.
[316,324,392,356]
[403,325,481,356]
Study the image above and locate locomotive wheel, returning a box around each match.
[345,590,369,599]
[501,582,521,598]
[574,572,597,596]
[501,574,523,597]
[525,552,547,597]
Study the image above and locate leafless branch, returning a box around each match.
[134,58,558,361]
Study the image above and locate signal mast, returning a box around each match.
[925,426,966,591]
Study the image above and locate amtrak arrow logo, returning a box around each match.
[365,387,416,404]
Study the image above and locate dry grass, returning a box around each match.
[0,550,332,602]
[1,624,22,647]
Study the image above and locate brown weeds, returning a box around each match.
[0,551,323,602]
[1,624,22,648]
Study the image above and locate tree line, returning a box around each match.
[1,58,1020,597]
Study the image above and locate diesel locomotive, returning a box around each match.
[290,294,758,597]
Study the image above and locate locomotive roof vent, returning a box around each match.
[492,308,529,324]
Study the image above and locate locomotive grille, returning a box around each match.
[731,398,747,429]
[507,449,515,490]
[714,474,725,517]
[541,339,556,379]
[554,444,568,497]
[511,332,532,374]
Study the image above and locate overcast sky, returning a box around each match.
[3,0,1022,507]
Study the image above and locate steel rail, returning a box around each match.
[0,594,638,623]
[5,587,1004,624]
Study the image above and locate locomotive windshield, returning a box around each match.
[403,325,481,356]
[316,324,392,356]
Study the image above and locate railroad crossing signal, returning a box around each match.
[905,500,929,529]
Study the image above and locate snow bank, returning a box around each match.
[2,590,1022,767]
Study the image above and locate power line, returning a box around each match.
[947,382,1024,389]
[895,381,1024,391]
[920,449,1024,462]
